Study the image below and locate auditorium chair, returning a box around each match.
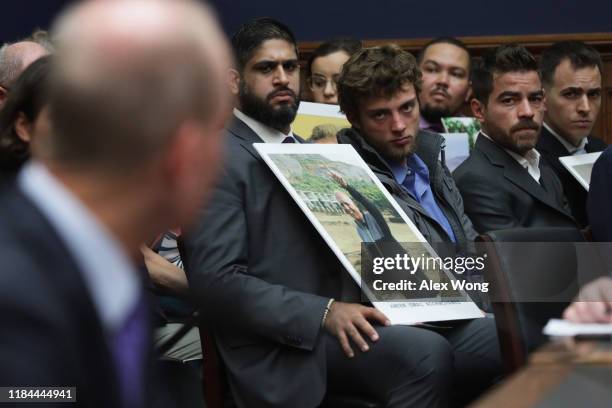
[477,227,591,374]
[197,323,383,408]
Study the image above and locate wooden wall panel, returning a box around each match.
[299,32,612,143]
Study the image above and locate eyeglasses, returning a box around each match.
[309,75,339,90]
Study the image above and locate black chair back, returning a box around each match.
[477,227,585,373]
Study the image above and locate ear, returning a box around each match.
[228,68,241,96]
[464,82,473,102]
[14,112,33,143]
[471,98,486,125]
[161,120,223,226]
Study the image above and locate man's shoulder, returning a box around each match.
[453,146,491,178]
[587,135,608,152]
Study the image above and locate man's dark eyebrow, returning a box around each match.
[252,58,298,67]
[528,90,545,97]
[561,86,602,93]
[366,107,391,115]
[497,91,520,99]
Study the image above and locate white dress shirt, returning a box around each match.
[543,122,588,155]
[481,131,542,184]
[234,108,297,143]
[18,161,141,334]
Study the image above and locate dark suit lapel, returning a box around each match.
[537,127,569,174]
[2,184,122,406]
[476,134,566,212]
[226,115,265,161]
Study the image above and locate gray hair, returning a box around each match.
[0,43,22,88]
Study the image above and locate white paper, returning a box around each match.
[543,318,612,337]
[440,133,470,172]
[559,151,602,191]
[254,143,483,325]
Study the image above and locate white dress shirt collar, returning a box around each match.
[543,122,588,155]
[481,131,541,184]
[234,108,296,143]
[18,161,141,333]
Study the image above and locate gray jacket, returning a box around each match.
[337,128,477,256]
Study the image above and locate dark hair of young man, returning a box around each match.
[471,44,539,104]
[231,17,298,72]
[540,40,602,87]
[0,56,50,172]
[337,44,422,119]
[306,37,362,75]
[417,36,471,70]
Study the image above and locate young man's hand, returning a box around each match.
[323,301,391,358]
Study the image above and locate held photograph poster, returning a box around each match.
[559,151,603,190]
[441,117,481,149]
[254,143,484,325]
[292,101,350,142]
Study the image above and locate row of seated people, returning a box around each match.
[0,5,610,407]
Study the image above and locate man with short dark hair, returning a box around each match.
[453,44,576,233]
[0,1,231,407]
[537,41,606,227]
[184,21,500,407]
[417,37,472,132]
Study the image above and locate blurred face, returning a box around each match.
[350,83,420,164]
[544,59,602,146]
[309,50,350,104]
[419,43,470,121]
[237,39,300,133]
[473,70,545,156]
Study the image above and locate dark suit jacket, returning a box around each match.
[453,134,577,234]
[183,115,344,408]
[537,126,607,227]
[0,182,167,408]
[587,145,612,241]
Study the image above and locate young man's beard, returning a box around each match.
[239,82,300,133]
[420,103,451,124]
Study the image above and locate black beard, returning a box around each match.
[420,104,451,124]
[239,82,300,133]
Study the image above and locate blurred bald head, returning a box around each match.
[48,0,231,172]
[0,41,49,106]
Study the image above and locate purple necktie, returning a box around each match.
[282,136,295,143]
[111,292,149,408]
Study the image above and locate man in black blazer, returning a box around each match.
[453,44,576,234]
[0,2,231,407]
[185,19,500,408]
[537,41,607,227]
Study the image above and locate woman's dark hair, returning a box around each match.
[307,37,362,76]
[0,55,50,172]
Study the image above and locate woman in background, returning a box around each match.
[0,56,51,179]
[307,38,361,105]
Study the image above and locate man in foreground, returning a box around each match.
[0,1,231,407]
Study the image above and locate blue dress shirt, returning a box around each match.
[388,154,456,242]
